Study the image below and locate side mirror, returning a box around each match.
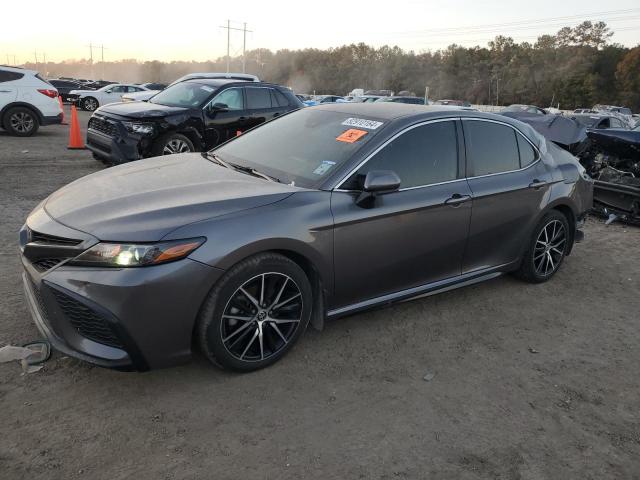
[207,103,229,117]
[356,170,401,207]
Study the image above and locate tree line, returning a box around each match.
[31,21,640,111]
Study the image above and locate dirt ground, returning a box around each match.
[1,107,639,480]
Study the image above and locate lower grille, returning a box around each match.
[88,117,117,137]
[50,289,124,349]
[29,277,50,320]
[33,258,64,272]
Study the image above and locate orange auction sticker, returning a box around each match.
[336,128,368,143]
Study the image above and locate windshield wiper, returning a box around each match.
[203,152,281,183]
[202,151,234,170]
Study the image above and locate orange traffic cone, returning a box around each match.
[58,96,68,125]
[67,104,85,150]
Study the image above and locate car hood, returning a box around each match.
[44,154,298,241]
[97,100,188,118]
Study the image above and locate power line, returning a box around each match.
[385,7,640,35]
[220,20,252,73]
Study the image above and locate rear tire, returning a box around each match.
[515,210,570,283]
[3,107,39,136]
[197,253,312,371]
[151,133,195,156]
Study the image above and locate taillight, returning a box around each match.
[37,89,58,98]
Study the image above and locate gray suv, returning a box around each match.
[21,103,593,372]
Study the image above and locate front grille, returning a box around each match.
[30,229,81,246]
[88,117,117,137]
[32,258,65,272]
[50,289,124,349]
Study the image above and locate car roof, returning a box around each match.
[182,78,285,89]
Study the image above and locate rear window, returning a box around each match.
[464,121,520,176]
[149,82,214,108]
[213,109,385,188]
[0,70,24,82]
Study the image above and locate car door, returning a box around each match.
[0,70,20,109]
[461,118,551,273]
[203,86,248,147]
[331,119,472,308]
[103,85,127,103]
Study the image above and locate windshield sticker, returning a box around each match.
[313,161,336,175]
[341,118,383,130]
[200,85,214,92]
[336,128,368,143]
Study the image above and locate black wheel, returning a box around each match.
[82,97,99,111]
[197,253,312,371]
[3,107,39,136]
[151,133,195,156]
[515,210,570,283]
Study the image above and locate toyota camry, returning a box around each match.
[20,103,593,372]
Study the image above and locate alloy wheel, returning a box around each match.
[162,139,192,154]
[533,219,566,276]
[220,272,303,362]
[84,98,98,111]
[9,112,34,133]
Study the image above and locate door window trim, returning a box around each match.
[460,117,542,180]
[333,118,462,192]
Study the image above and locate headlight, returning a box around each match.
[68,238,205,267]
[122,121,154,135]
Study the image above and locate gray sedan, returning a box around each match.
[20,103,593,372]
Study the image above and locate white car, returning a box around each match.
[70,84,150,111]
[0,65,63,136]
[121,89,160,103]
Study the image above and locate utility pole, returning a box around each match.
[496,77,499,106]
[33,50,38,68]
[87,42,94,63]
[220,21,252,73]
[100,44,108,79]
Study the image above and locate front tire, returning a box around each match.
[3,107,39,136]
[197,253,312,371]
[82,97,98,111]
[515,210,570,283]
[151,133,195,156]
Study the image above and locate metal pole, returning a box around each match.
[496,77,499,106]
[242,22,247,74]
[226,20,230,73]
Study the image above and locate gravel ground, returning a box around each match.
[1,108,639,479]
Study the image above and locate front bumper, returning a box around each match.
[20,215,224,370]
[86,114,154,164]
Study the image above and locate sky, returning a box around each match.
[1,0,639,64]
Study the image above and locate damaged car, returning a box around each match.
[86,79,303,164]
[502,110,640,223]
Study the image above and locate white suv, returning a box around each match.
[0,65,62,136]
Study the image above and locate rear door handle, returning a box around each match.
[273,112,281,118]
[528,179,548,189]
[444,194,471,207]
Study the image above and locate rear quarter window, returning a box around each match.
[0,70,25,83]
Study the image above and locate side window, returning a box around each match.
[516,133,537,168]
[210,87,244,110]
[110,86,126,93]
[464,121,520,176]
[344,121,458,190]
[610,118,623,128]
[271,89,290,107]
[0,70,24,83]
[598,118,610,129]
[246,87,272,109]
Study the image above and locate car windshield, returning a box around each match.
[212,109,385,188]
[149,82,214,108]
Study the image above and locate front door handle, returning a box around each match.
[273,112,281,118]
[528,179,548,189]
[444,194,471,207]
